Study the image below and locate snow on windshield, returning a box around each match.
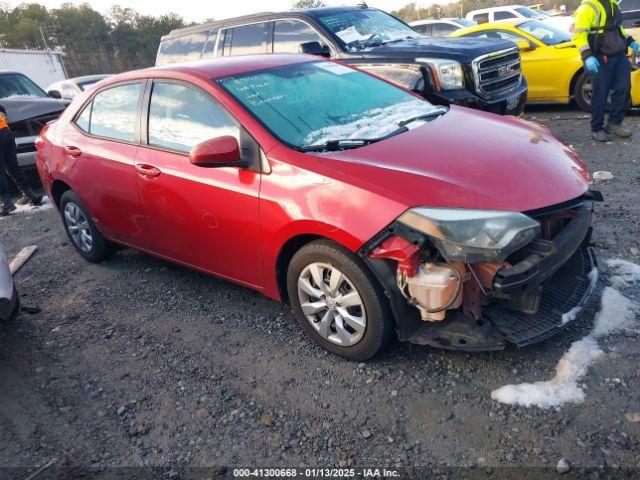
[303,100,445,147]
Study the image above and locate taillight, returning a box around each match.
[35,124,50,151]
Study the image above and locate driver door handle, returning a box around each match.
[64,146,82,157]
[135,163,161,178]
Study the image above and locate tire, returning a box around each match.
[286,239,393,361]
[574,72,629,113]
[574,72,592,112]
[60,190,115,263]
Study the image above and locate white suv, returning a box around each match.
[465,5,574,31]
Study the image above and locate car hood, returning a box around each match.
[317,107,590,213]
[1,97,69,123]
[356,36,517,62]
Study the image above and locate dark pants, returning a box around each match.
[590,52,631,133]
[0,127,32,205]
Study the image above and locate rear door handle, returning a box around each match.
[64,146,82,157]
[135,163,161,178]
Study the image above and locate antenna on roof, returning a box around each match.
[357,2,368,8]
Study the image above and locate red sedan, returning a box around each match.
[37,54,599,360]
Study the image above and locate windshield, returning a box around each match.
[518,19,572,45]
[0,73,48,99]
[317,9,419,51]
[216,61,445,150]
[514,6,546,18]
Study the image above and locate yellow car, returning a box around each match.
[450,18,640,111]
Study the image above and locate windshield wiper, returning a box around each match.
[299,138,376,152]
[366,36,418,48]
[395,109,447,128]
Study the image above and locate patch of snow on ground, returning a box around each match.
[491,260,640,409]
[0,197,52,219]
[562,267,599,324]
[606,258,640,284]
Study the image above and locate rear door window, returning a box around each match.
[147,82,239,153]
[473,13,490,23]
[226,23,267,56]
[273,19,325,53]
[88,83,142,142]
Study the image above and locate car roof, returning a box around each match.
[103,54,318,84]
[163,6,373,39]
[467,5,525,14]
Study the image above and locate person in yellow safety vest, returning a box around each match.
[573,0,639,141]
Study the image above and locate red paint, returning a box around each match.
[190,136,241,166]
[370,237,421,277]
[37,55,591,302]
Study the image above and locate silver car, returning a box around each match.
[0,241,18,321]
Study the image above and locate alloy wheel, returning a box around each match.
[297,262,366,346]
[64,202,93,253]
[582,78,593,107]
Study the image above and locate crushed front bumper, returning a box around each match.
[407,247,598,351]
[365,200,599,351]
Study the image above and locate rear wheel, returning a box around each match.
[60,191,115,263]
[286,240,393,361]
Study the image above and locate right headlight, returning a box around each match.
[416,58,464,90]
[398,207,540,263]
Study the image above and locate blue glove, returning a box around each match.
[630,41,640,56]
[584,56,599,74]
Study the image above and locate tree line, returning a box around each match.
[1,0,580,78]
[0,3,189,77]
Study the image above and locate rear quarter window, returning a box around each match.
[157,32,207,65]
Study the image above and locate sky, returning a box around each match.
[5,0,448,23]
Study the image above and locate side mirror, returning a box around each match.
[48,90,62,99]
[189,136,245,168]
[299,41,331,58]
[516,40,536,51]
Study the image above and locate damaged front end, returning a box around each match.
[361,194,601,351]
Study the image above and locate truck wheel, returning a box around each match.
[60,190,115,263]
[574,72,592,112]
[286,240,393,361]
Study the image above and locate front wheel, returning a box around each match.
[60,190,115,263]
[574,72,592,112]
[286,240,393,361]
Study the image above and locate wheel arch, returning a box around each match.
[275,234,325,302]
[569,67,585,100]
[50,179,72,209]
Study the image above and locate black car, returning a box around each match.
[156,6,528,115]
[0,71,68,169]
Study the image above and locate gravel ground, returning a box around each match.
[0,107,639,478]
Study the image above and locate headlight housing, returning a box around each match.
[417,58,464,90]
[398,207,540,263]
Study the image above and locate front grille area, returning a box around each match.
[472,48,522,99]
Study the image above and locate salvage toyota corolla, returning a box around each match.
[36,54,600,360]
